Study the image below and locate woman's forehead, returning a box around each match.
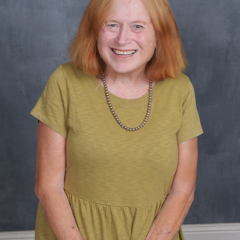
[106,0,151,23]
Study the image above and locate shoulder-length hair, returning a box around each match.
[69,0,187,81]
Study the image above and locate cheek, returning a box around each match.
[139,38,156,57]
[97,34,113,62]
[98,30,106,49]
[97,32,106,49]
[97,38,108,59]
[147,32,157,49]
[137,31,156,49]
[146,39,156,60]
[98,28,114,47]
[146,27,157,48]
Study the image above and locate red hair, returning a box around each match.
[69,0,187,81]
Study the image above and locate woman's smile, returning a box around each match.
[111,48,137,57]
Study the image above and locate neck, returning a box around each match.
[96,67,156,99]
[103,67,149,88]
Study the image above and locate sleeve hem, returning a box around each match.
[177,129,204,144]
[30,110,67,139]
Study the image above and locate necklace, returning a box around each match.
[101,72,152,131]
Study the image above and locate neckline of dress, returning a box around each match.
[86,74,166,109]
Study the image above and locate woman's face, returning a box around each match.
[97,0,157,75]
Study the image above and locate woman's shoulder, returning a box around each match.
[45,62,93,94]
[49,61,90,81]
[57,61,88,81]
[163,72,193,96]
[165,72,190,86]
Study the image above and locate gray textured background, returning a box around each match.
[0,0,239,231]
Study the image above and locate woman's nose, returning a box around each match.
[116,26,131,46]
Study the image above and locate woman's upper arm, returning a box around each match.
[35,121,66,196]
[171,137,198,194]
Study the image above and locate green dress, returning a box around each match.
[30,62,203,240]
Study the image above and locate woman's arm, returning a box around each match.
[145,137,198,240]
[35,121,83,240]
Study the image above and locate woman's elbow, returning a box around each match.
[34,183,46,202]
[188,189,195,204]
[170,183,196,203]
[34,182,54,202]
[35,180,64,202]
[183,184,195,207]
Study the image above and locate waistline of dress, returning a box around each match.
[64,188,167,209]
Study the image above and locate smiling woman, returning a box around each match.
[30,0,203,240]
[70,0,187,81]
[96,0,157,77]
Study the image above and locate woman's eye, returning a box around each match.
[108,24,118,28]
[106,23,119,32]
[132,25,144,32]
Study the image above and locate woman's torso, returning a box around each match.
[33,62,191,240]
[64,62,183,207]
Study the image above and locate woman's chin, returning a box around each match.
[110,69,139,75]
[107,64,144,75]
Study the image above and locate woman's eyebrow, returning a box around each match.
[132,21,147,25]
[105,20,147,25]
[105,19,118,23]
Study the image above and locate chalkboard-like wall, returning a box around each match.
[0,0,239,231]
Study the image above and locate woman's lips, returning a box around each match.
[111,48,137,57]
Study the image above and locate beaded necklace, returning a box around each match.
[101,72,152,131]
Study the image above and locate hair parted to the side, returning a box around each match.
[69,0,187,81]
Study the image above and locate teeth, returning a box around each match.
[113,49,136,55]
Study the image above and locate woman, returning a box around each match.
[31,0,203,239]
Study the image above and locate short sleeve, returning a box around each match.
[30,65,68,138]
[176,79,204,144]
